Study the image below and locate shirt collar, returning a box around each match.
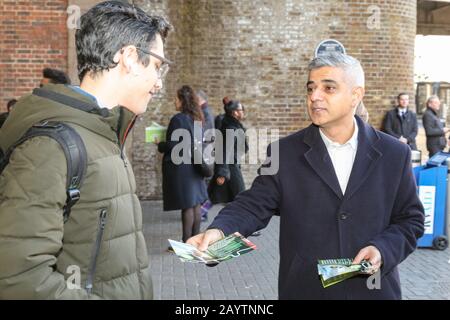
[319,117,358,150]
[69,85,110,109]
[398,107,407,115]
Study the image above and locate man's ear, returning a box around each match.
[116,45,139,75]
[352,87,365,108]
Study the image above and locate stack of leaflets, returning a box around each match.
[317,258,372,288]
[168,232,257,265]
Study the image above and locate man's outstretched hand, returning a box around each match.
[352,245,383,274]
[186,229,224,252]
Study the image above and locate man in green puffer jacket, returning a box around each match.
[0,1,171,299]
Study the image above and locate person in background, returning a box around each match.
[208,97,248,206]
[40,67,71,87]
[0,99,17,128]
[157,85,208,246]
[382,93,418,150]
[196,90,215,222]
[422,95,448,157]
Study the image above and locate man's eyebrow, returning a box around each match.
[307,79,338,86]
[321,79,338,85]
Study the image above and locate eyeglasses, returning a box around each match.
[136,47,172,80]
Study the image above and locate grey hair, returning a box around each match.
[426,95,440,105]
[196,90,208,102]
[308,53,365,88]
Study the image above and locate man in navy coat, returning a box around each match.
[187,53,424,299]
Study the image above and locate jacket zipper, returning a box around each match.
[117,112,143,298]
[85,208,107,295]
[120,134,144,299]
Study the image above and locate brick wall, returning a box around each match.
[132,0,417,200]
[0,0,417,200]
[0,0,68,112]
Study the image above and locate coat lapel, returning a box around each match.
[344,116,382,200]
[303,125,343,199]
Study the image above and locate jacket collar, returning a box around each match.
[303,116,382,200]
[46,85,137,147]
[397,106,408,116]
[64,85,137,145]
[426,107,438,116]
[0,84,137,151]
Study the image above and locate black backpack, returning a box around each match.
[0,89,89,223]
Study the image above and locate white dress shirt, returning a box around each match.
[398,107,407,118]
[319,118,359,194]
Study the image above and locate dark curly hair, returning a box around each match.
[76,1,172,81]
[177,85,204,122]
[7,99,17,112]
[43,68,71,84]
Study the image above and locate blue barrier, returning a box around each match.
[413,152,449,250]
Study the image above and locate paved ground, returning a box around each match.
[142,200,450,300]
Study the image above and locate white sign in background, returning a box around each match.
[419,185,436,235]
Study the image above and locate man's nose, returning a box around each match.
[154,78,163,91]
[310,89,324,101]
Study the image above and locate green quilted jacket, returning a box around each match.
[0,84,152,299]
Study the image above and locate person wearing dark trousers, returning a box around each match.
[422,95,449,157]
[197,90,215,221]
[157,85,208,245]
[207,98,260,236]
[188,53,424,299]
[382,93,418,150]
[197,90,214,134]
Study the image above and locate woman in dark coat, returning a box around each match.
[209,97,248,204]
[157,85,208,242]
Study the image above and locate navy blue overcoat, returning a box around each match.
[158,112,207,211]
[209,116,424,299]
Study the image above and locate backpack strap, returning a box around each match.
[0,121,87,223]
[32,88,110,117]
